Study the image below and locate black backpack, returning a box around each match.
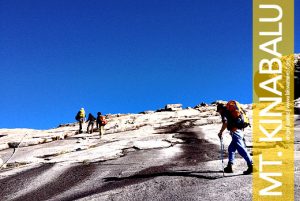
[75,112,80,121]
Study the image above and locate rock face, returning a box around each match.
[0,102,232,168]
[0,101,298,201]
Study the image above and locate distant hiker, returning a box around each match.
[217,101,253,175]
[96,112,107,138]
[96,112,101,129]
[75,108,86,133]
[86,113,96,134]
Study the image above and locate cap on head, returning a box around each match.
[97,112,101,115]
[216,103,226,112]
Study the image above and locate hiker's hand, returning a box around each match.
[218,132,223,139]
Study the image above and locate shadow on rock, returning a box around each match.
[9,164,97,201]
[63,119,226,200]
[0,164,55,199]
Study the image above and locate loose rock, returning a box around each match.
[164,104,183,111]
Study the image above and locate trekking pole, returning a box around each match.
[220,137,225,177]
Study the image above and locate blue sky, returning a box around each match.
[0,0,299,129]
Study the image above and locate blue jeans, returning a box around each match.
[228,130,252,166]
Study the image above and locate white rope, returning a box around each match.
[0,133,28,170]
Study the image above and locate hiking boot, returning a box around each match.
[224,163,233,173]
[243,164,253,175]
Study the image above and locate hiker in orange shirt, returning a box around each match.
[217,101,253,175]
[96,112,107,139]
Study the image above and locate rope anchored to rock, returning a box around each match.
[0,133,28,170]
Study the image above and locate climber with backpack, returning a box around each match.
[75,108,86,134]
[96,112,107,139]
[217,100,253,175]
[86,113,96,134]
